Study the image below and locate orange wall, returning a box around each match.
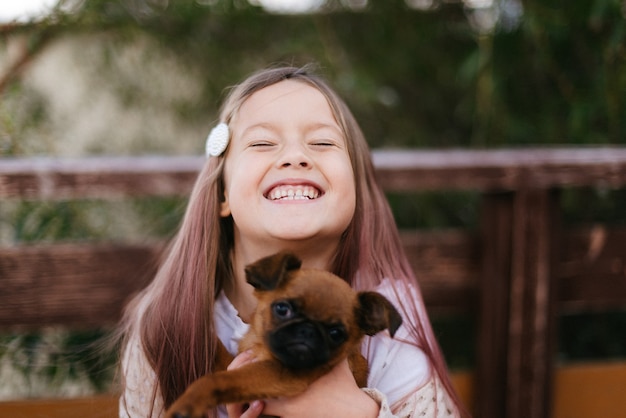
[450,362,626,418]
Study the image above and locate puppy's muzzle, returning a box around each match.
[269,321,332,369]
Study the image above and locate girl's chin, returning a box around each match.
[264,229,340,245]
[266,231,322,243]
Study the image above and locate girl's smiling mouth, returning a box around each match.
[265,184,323,201]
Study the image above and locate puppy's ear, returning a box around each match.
[356,292,403,338]
[244,252,302,291]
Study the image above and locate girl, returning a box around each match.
[119,65,468,418]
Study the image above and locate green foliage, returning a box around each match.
[1,0,623,160]
[562,188,626,226]
[559,310,626,362]
[431,315,476,370]
[487,0,626,145]
[11,0,623,151]
[387,191,480,230]
[11,201,104,242]
[3,197,186,244]
[0,83,49,155]
[0,329,117,398]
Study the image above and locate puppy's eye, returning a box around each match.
[328,326,347,344]
[272,301,293,319]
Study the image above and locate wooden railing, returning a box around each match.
[1,148,626,418]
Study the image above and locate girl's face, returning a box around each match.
[220,80,356,256]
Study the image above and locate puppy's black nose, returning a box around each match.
[173,413,189,418]
[296,323,317,339]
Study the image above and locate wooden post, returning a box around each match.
[477,192,514,418]
[506,189,558,418]
[477,190,559,418]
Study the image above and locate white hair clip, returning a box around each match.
[205,122,230,157]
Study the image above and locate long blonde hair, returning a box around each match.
[120,65,467,416]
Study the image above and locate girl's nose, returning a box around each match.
[282,160,309,168]
[278,143,312,168]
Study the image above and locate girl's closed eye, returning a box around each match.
[252,141,274,147]
[249,139,277,149]
[310,139,337,147]
[308,135,343,148]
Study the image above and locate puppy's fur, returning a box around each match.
[165,252,402,418]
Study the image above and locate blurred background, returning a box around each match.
[0,0,625,406]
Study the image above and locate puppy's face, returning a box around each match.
[244,252,402,370]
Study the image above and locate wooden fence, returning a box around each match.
[1,148,626,418]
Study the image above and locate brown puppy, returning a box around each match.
[165,252,402,418]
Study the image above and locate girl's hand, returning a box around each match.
[225,400,264,418]
[225,351,266,418]
[261,359,380,418]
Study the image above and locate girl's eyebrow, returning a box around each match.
[237,123,279,142]
[307,123,346,144]
[240,122,275,135]
[306,122,342,133]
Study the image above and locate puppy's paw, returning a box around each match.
[165,400,210,418]
[164,375,220,418]
[165,392,217,418]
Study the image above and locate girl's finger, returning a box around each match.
[227,350,256,370]
[226,400,264,418]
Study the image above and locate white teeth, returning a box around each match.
[267,185,321,200]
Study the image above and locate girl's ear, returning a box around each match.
[219,194,231,217]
